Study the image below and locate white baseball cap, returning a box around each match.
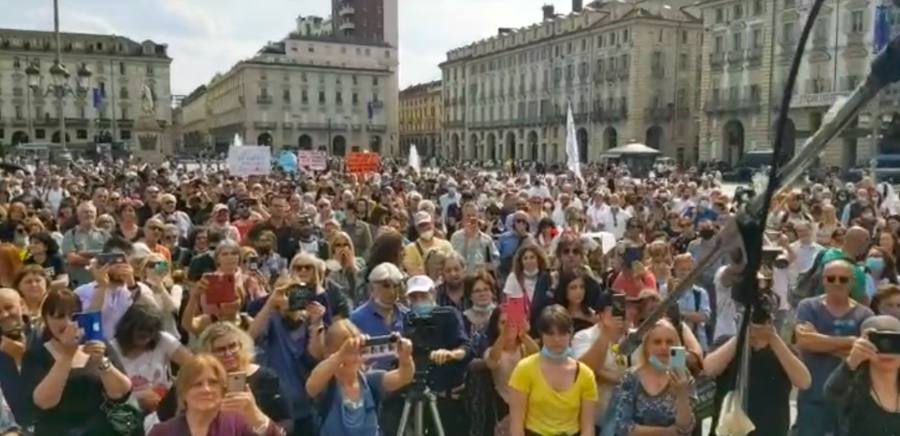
[406,275,435,295]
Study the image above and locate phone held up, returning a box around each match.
[669,346,687,372]
[869,331,900,355]
[204,273,237,305]
[611,293,627,318]
[73,312,104,344]
[501,297,529,335]
[226,372,247,393]
[96,252,127,267]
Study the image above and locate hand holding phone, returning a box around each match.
[611,293,627,318]
[73,312,104,344]
[504,297,528,327]
[226,372,247,393]
[96,252,127,267]
[669,346,687,372]
[869,331,900,355]
[205,273,237,305]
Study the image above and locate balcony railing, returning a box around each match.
[710,52,726,69]
[339,20,355,30]
[727,50,744,64]
[256,95,273,104]
[644,106,673,121]
[254,121,277,129]
[617,68,630,79]
[339,5,355,16]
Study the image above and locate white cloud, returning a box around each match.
[2,0,577,94]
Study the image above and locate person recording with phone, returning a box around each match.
[246,252,332,436]
[21,289,135,436]
[305,320,414,436]
[702,293,811,436]
[156,322,291,432]
[76,236,157,340]
[824,315,900,436]
[182,240,254,336]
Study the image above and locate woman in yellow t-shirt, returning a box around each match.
[509,304,598,436]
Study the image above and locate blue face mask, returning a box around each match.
[411,302,435,316]
[540,346,572,361]
[649,355,669,372]
[471,303,495,314]
[867,257,886,276]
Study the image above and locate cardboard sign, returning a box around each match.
[346,152,381,174]
[226,146,271,176]
[298,150,327,171]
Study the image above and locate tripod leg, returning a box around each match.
[395,400,412,436]
[415,401,425,436]
[427,396,446,436]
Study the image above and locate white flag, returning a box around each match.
[232,134,243,147]
[565,102,583,180]
[409,144,421,173]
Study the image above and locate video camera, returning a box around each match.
[403,307,456,382]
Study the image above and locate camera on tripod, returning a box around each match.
[403,307,455,381]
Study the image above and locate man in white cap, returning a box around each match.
[403,211,453,275]
[350,262,407,371]
[400,275,472,435]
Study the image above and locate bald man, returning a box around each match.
[794,259,874,436]
[815,226,870,304]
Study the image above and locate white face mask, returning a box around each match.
[419,230,434,241]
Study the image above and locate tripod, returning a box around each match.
[395,380,445,436]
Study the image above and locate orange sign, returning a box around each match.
[347,152,381,174]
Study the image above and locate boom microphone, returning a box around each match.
[617,35,900,355]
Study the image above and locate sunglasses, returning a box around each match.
[293,264,314,272]
[825,275,851,284]
[333,242,350,249]
[563,248,583,256]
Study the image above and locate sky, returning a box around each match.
[0,0,579,95]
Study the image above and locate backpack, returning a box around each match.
[316,372,382,425]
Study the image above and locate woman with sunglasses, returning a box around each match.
[141,253,184,338]
[325,231,366,309]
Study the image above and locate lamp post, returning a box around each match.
[47,0,92,150]
[24,62,41,142]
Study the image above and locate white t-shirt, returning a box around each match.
[571,325,634,425]
[113,331,180,395]
[713,265,741,340]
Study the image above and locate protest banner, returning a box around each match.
[346,152,381,174]
[226,146,271,176]
[298,150,327,171]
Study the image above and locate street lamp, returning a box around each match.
[41,61,92,149]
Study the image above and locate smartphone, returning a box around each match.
[96,252,127,266]
[623,246,645,265]
[287,283,315,311]
[869,332,900,354]
[245,257,259,271]
[205,273,237,305]
[73,312,104,343]
[611,293,627,318]
[505,297,529,326]
[226,372,247,393]
[669,346,687,371]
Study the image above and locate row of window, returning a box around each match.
[447,29,695,81]
[256,89,379,106]
[710,85,764,102]
[712,0,766,24]
[10,57,156,76]
[0,127,132,141]
[0,105,134,120]
[260,70,380,87]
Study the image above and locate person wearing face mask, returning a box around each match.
[402,211,453,275]
[246,253,332,436]
[685,197,718,226]
[208,203,241,242]
[509,305,598,436]
[596,194,632,240]
[402,275,473,435]
[841,188,877,227]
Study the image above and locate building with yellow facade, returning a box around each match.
[399,80,442,158]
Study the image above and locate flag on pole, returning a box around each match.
[564,102,583,180]
[874,4,891,52]
[92,88,103,109]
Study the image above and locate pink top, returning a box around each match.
[148,411,284,436]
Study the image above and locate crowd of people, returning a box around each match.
[0,156,894,436]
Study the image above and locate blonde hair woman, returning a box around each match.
[608,319,695,436]
[148,354,284,436]
[239,246,268,301]
[140,252,184,339]
[155,323,291,430]
[306,319,413,436]
[181,240,253,336]
[325,231,367,307]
